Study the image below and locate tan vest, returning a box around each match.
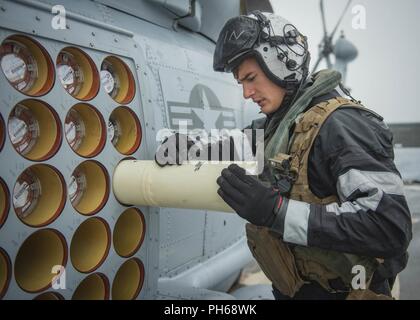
[246,97,390,299]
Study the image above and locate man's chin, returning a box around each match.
[259,105,271,115]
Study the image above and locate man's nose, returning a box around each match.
[243,84,255,99]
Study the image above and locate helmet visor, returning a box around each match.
[213,16,261,72]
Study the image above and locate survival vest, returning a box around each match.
[246,97,390,299]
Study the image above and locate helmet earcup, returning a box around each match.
[286,59,297,70]
[251,12,309,87]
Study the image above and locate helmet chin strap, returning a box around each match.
[263,72,310,145]
[278,73,305,113]
[266,72,307,128]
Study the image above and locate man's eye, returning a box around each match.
[248,76,256,81]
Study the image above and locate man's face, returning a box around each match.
[235,57,286,115]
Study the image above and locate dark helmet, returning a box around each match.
[213,11,310,91]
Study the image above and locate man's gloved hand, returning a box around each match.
[155,133,197,167]
[216,164,287,227]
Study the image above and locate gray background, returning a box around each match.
[271,0,420,123]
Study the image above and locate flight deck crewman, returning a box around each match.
[156,11,412,300]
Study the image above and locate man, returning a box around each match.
[156,11,412,299]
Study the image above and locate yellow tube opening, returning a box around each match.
[70,217,110,273]
[69,161,109,215]
[8,100,61,161]
[101,56,135,104]
[112,258,144,300]
[33,291,64,300]
[72,273,109,300]
[14,229,67,293]
[0,178,9,228]
[0,35,54,96]
[13,164,66,227]
[0,248,11,299]
[57,47,99,101]
[109,106,142,155]
[0,113,5,151]
[113,208,145,257]
[65,104,105,158]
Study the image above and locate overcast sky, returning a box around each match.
[270,0,420,123]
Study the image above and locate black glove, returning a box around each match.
[155,133,197,167]
[216,164,288,228]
